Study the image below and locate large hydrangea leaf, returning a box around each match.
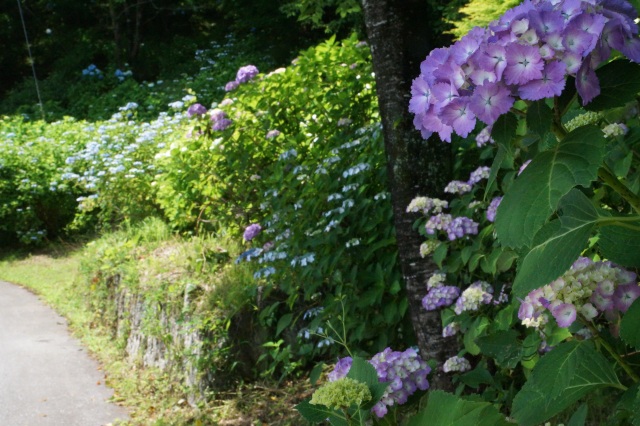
[512,341,622,426]
[512,189,599,296]
[495,125,605,249]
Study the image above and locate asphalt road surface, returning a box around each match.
[0,280,129,425]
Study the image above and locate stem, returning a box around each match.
[598,167,640,214]
[597,216,640,231]
[586,321,638,385]
[552,97,568,140]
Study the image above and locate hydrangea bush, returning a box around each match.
[405,0,640,423]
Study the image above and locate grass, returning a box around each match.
[0,241,311,425]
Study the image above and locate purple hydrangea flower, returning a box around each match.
[475,126,495,147]
[445,216,479,241]
[422,285,461,311]
[186,103,207,117]
[425,213,453,235]
[442,322,460,337]
[266,129,281,139]
[236,65,259,83]
[504,43,545,85]
[327,356,352,381]
[210,109,232,131]
[444,180,472,194]
[613,283,640,313]
[328,349,430,419]
[467,166,491,185]
[551,302,577,328]
[469,82,514,126]
[224,80,239,92]
[243,223,262,241]
[486,196,503,222]
[410,0,640,141]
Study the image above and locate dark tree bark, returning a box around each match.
[361,0,458,390]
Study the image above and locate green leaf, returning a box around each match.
[276,313,293,337]
[310,362,324,385]
[566,404,588,426]
[459,366,494,389]
[599,220,640,267]
[476,330,522,369]
[295,398,338,423]
[495,125,606,249]
[346,357,388,409]
[493,303,516,331]
[614,382,640,425]
[620,298,640,350]
[491,112,518,148]
[433,242,448,268]
[526,100,553,138]
[584,60,640,111]
[512,189,599,296]
[464,317,490,356]
[485,145,507,201]
[406,390,514,426]
[511,340,622,426]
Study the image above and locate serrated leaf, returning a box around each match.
[295,399,338,423]
[584,60,640,111]
[512,189,599,296]
[620,298,640,350]
[512,340,622,426]
[495,125,605,249]
[491,112,518,147]
[527,100,553,138]
[346,357,388,408]
[476,330,522,369]
[406,390,514,426]
[599,221,640,267]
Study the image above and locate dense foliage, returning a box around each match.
[4,0,640,424]
[1,36,408,384]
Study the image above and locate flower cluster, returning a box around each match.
[81,64,103,79]
[243,223,262,241]
[410,0,640,142]
[266,129,281,139]
[328,348,431,418]
[486,196,502,222]
[406,196,448,214]
[114,68,132,82]
[310,377,372,410]
[442,322,460,337]
[518,257,640,329]
[422,273,494,314]
[225,64,260,91]
[186,103,207,117]
[454,280,494,314]
[443,355,472,373]
[210,109,232,131]
[422,285,461,311]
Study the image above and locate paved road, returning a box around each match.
[0,280,129,425]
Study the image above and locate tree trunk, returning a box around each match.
[361,0,457,390]
[108,0,123,68]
